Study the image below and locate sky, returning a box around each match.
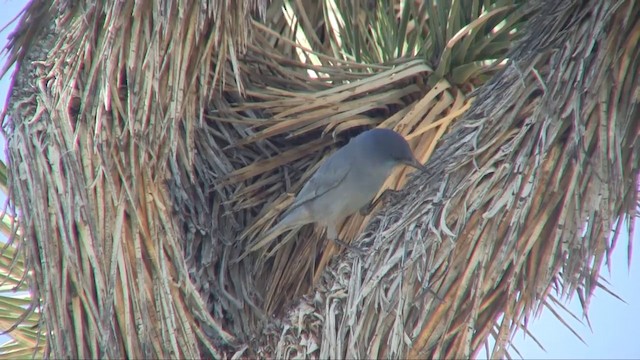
[509,227,640,359]
[0,1,638,358]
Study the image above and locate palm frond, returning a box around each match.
[1,0,268,358]
[0,206,45,358]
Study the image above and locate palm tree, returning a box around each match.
[0,0,638,358]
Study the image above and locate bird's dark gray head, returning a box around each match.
[353,128,426,171]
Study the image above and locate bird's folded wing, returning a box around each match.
[280,152,352,219]
[234,153,353,262]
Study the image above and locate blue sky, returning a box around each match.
[510,228,640,359]
[0,1,638,358]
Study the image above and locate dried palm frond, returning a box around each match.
[2,0,268,358]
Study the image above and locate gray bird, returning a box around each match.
[244,128,425,257]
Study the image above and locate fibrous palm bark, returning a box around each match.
[2,1,267,358]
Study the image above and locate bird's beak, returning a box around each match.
[402,157,427,172]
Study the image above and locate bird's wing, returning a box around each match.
[281,149,352,218]
[233,150,353,263]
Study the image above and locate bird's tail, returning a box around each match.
[235,206,311,262]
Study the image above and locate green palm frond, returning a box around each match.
[0,209,44,358]
[268,0,527,83]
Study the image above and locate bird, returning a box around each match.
[242,128,426,258]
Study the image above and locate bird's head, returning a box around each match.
[355,128,426,171]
